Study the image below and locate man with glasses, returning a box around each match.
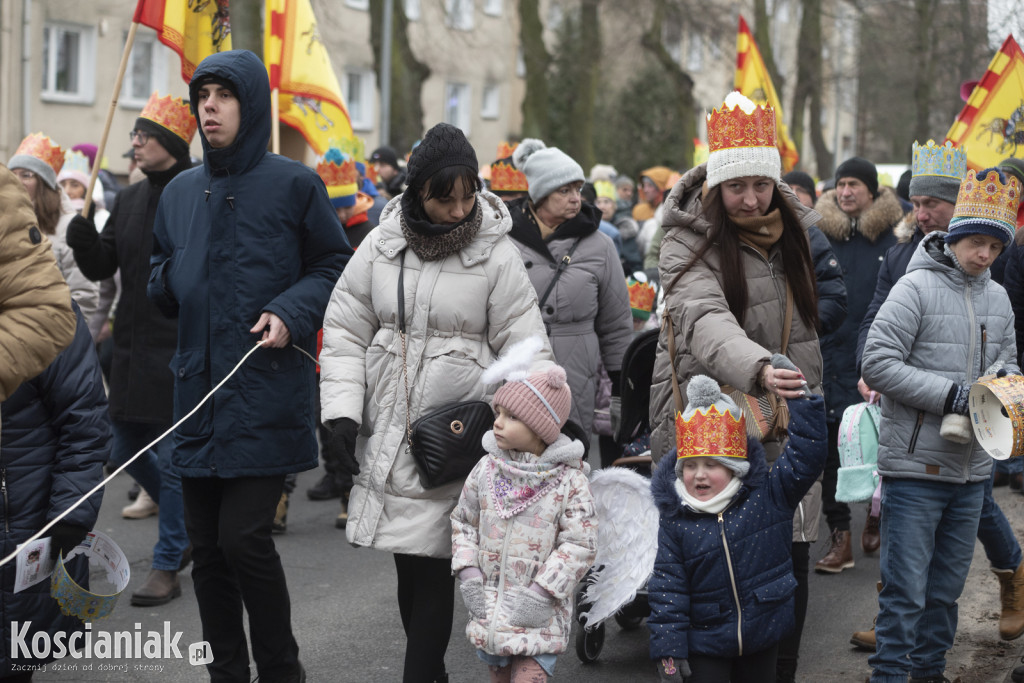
[66,91,196,607]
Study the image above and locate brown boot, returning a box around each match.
[272,493,288,534]
[815,529,854,574]
[994,563,1024,640]
[850,580,883,651]
[862,512,881,554]
[130,569,181,606]
[335,491,349,530]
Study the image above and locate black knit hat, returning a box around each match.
[835,157,879,198]
[369,146,399,169]
[782,171,816,202]
[405,123,478,190]
[1000,157,1024,185]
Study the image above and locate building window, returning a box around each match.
[344,69,376,132]
[480,84,500,120]
[484,0,503,17]
[344,0,369,9]
[120,34,168,108]
[445,82,471,134]
[404,0,421,20]
[41,22,95,103]
[445,0,474,30]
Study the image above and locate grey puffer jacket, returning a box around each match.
[863,233,1018,483]
[320,191,552,559]
[506,199,633,435]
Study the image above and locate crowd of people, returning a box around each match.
[2,47,1024,683]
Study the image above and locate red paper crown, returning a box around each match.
[141,92,197,144]
[317,155,360,189]
[627,279,656,313]
[497,141,518,159]
[490,161,529,193]
[676,406,747,460]
[707,95,777,153]
[14,133,64,176]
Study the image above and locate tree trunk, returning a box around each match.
[519,0,552,140]
[370,0,430,154]
[753,0,783,95]
[790,0,832,175]
[229,0,261,54]
[567,0,601,170]
[911,0,938,151]
[640,0,695,167]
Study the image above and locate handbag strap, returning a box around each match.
[537,237,582,309]
[397,251,413,444]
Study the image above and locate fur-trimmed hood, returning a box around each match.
[893,212,920,244]
[650,435,767,518]
[815,186,905,244]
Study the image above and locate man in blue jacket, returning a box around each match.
[148,50,351,683]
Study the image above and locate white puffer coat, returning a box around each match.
[320,192,552,558]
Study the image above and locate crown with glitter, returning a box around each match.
[491,143,529,193]
[705,92,780,188]
[912,140,967,180]
[14,133,64,176]
[675,405,747,461]
[948,167,1022,240]
[141,92,197,144]
[61,150,91,178]
[627,278,656,320]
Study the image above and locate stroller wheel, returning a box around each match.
[614,612,645,630]
[575,622,605,663]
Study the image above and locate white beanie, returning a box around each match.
[513,138,585,204]
[705,91,781,189]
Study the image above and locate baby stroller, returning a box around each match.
[574,328,661,663]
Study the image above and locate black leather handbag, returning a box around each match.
[398,252,492,488]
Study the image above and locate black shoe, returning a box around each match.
[306,473,342,501]
[1013,661,1024,683]
[127,481,141,501]
[908,677,950,683]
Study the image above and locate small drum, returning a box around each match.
[969,374,1024,460]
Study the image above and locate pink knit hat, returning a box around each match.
[492,366,572,445]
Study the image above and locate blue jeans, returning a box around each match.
[869,478,984,683]
[994,456,1024,475]
[110,419,189,571]
[979,466,1023,570]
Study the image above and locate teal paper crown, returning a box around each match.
[912,139,967,180]
[62,150,91,177]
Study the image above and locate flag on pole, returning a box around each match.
[734,16,799,172]
[133,0,232,83]
[265,0,354,156]
[946,34,1024,172]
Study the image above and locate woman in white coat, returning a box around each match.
[320,123,552,683]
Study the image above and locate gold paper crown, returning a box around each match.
[140,92,197,144]
[911,140,967,180]
[497,141,518,159]
[676,406,747,460]
[14,133,64,176]
[950,168,1022,232]
[706,94,777,153]
[490,161,529,193]
[627,278,656,313]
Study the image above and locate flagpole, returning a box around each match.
[83,21,140,217]
[272,87,280,154]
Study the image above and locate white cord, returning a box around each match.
[0,339,277,569]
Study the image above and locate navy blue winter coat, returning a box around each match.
[1003,240,1024,366]
[0,306,108,674]
[647,394,827,660]
[148,50,352,477]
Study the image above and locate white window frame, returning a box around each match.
[344,0,369,10]
[480,83,500,120]
[483,0,503,17]
[41,21,96,104]
[444,82,472,135]
[445,0,474,31]
[343,68,376,132]
[404,0,421,21]
[120,33,169,109]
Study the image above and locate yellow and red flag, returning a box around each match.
[946,34,1024,173]
[734,16,799,172]
[265,0,354,156]
[133,0,232,83]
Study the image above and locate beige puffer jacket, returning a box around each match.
[649,164,825,542]
[320,191,552,558]
[451,432,597,656]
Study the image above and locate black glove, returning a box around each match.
[323,418,359,478]
[49,522,89,563]
[66,213,99,252]
[945,384,970,416]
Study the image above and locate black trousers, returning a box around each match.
[182,475,299,683]
[776,541,810,671]
[687,643,779,683]
[394,553,455,683]
[822,419,852,531]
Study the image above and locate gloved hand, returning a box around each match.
[945,384,970,416]
[609,396,622,436]
[507,583,553,628]
[65,213,99,252]
[657,657,691,681]
[49,522,89,563]
[458,571,487,618]
[323,418,359,478]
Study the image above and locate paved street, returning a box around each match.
[27,465,1024,682]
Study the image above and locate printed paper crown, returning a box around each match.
[497,141,518,159]
[62,150,91,178]
[15,133,64,175]
[140,92,197,144]
[317,147,359,198]
[676,406,748,460]
[333,136,366,163]
[950,168,1022,231]
[912,139,967,180]
[490,161,529,192]
[706,92,777,153]
[627,278,656,318]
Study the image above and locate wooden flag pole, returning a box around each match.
[83,21,140,217]
[271,88,280,154]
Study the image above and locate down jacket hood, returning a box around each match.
[651,436,768,518]
[815,186,906,244]
[908,231,990,285]
[482,431,588,470]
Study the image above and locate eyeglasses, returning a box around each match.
[129,130,151,145]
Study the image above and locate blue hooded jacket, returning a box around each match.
[647,394,827,660]
[148,50,352,477]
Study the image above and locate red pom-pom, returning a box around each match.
[545,365,567,389]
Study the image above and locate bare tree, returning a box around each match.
[641,0,696,168]
[369,0,430,154]
[753,0,783,95]
[790,0,833,174]
[519,0,552,139]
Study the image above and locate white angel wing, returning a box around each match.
[580,465,660,627]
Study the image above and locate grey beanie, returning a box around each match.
[909,175,960,205]
[7,154,58,190]
[513,138,585,203]
[675,375,751,479]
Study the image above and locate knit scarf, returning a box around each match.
[486,452,568,520]
[399,200,482,262]
[675,476,742,515]
[732,208,784,258]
